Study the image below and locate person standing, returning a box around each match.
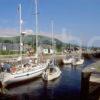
[0,62,4,72]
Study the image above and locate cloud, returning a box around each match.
[0,29,33,37]
[38,31,80,43]
[0,28,18,37]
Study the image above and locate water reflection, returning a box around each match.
[6,78,43,95]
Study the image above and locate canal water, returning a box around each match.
[0,59,94,100]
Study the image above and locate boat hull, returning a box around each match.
[42,67,61,81]
[1,63,47,87]
[62,58,73,64]
[72,59,84,66]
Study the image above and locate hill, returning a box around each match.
[0,35,66,51]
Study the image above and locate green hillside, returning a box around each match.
[0,35,66,51]
[0,35,59,44]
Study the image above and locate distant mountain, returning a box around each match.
[0,35,64,46]
[0,35,82,52]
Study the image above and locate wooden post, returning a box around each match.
[81,71,91,100]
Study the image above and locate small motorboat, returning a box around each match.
[42,59,61,81]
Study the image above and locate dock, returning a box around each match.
[81,60,100,100]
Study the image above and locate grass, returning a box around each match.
[96,66,100,71]
[0,54,27,59]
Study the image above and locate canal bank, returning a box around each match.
[81,60,100,100]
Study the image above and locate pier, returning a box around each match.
[81,61,100,100]
[82,50,100,59]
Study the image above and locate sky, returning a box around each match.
[0,0,100,46]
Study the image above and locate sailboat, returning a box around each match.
[62,55,74,64]
[72,48,84,66]
[42,21,61,81]
[72,57,84,65]
[62,30,74,64]
[0,1,48,87]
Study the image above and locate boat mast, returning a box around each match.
[35,0,38,63]
[62,28,66,55]
[51,20,55,59]
[51,20,54,52]
[19,4,23,66]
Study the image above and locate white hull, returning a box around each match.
[72,59,84,66]
[1,63,47,87]
[42,66,61,81]
[62,58,73,64]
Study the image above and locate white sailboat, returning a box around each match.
[72,57,84,65]
[62,55,74,64]
[42,63,61,81]
[0,1,48,87]
[42,21,61,81]
[72,48,84,66]
[62,29,74,64]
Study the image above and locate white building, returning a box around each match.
[42,48,54,54]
